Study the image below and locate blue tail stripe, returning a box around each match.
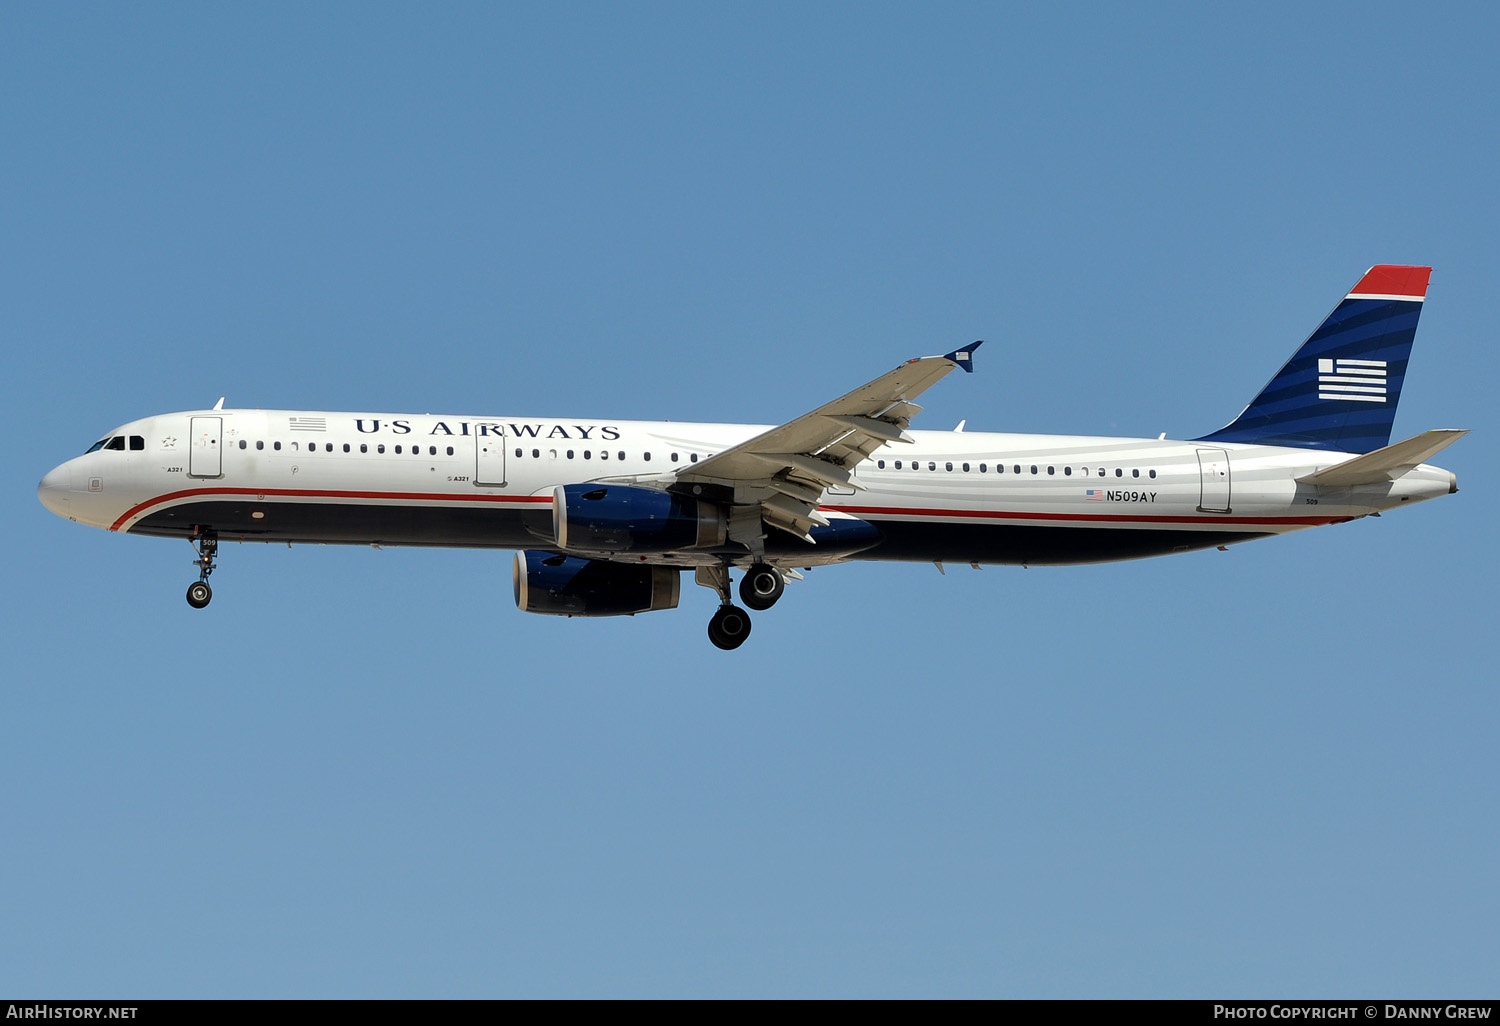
[1195,296,1423,454]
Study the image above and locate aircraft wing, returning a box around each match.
[671,342,982,545]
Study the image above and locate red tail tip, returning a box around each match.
[1350,265,1431,299]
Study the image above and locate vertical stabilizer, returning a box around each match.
[1196,265,1430,454]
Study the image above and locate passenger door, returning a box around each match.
[1196,448,1230,513]
[189,417,222,478]
[476,432,507,486]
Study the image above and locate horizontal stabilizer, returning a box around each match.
[1299,429,1468,486]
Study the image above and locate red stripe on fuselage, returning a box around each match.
[824,504,1352,527]
[111,487,551,532]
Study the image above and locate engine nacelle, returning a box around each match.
[553,483,726,554]
[513,550,680,617]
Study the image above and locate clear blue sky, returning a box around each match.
[3,2,1496,997]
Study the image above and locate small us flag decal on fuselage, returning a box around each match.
[1318,358,1387,402]
[1085,489,1104,501]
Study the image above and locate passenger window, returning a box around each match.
[1047,466,1055,475]
[1098,468,1105,477]
[360,444,367,453]
[671,453,679,462]
[1013,465,1021,474]
[1115,468,1123,477]
[1149,469,1157,479]
[131,436,145,450]
[894,460,902,469]
[447,446,454,456]
[515,448,523,458]
[617,451,625,461]
[690,453,698,463]
[567,450,575,459]
[1030,465,1037,474]
[395,445,402,454]
[979,463,987,473]
[377,444,385,454]
[239,440,246,449]
[584,450,591,460]
[533,449,540,459]
[600,450,609,460]
[257,441,265,451]
[928,462,936,471]
[878,460,886,469]
[644,452,651,461]
[274,441,282,451]
[962,463,969,472]
[1132,469,1139,478]
[945,462,953,472]
[1064,466,1072,476]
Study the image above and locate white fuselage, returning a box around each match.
[38,408,1458,567]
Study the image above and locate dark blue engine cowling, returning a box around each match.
[513,551,680,617]
[553,483,726,553]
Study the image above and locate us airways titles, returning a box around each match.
[352,419,623,440]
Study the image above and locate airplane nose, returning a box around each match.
[38,463,72,517]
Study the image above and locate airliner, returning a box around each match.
[38,265,1465,649]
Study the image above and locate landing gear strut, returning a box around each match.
[186,531,218,609]
[696,564,753,651]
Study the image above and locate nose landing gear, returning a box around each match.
[186,531,218,609]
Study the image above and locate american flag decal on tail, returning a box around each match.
[1318,358,1387,402]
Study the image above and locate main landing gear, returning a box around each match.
[186,531,218,609]
[708,604,752,651]
[739,563,785,611]
[699,563,786,650]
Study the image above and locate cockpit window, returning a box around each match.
[85,438,110,454]
[105,437,126,451]
[130,435,145,450]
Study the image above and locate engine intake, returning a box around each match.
[513,551,680,617]
[553,483,726,553]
